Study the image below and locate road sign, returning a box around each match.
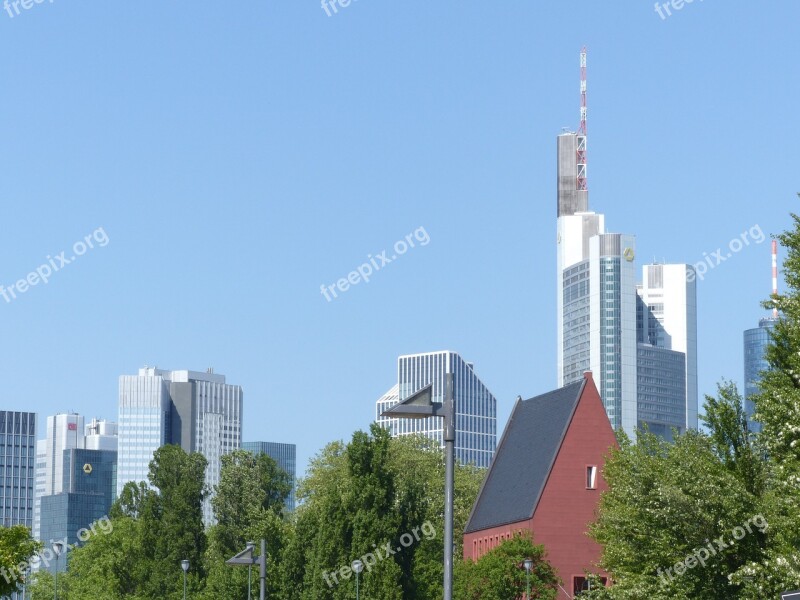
[781,590,800,600]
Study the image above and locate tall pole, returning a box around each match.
[54,554,58,600]
[443,372,455,600]
[259,539,266,600]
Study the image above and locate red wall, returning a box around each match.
[463,374,618,598]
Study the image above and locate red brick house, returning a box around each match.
[463,372,618,597]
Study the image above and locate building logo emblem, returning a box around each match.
[623,247,635,262]
[83,463,93,475]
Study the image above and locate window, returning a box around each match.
[586,465,598,489]
[574,576,607,595]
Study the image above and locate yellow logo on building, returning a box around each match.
[83,463,93,475]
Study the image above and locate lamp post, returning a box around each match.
[351,560,364,600]
[181,559,190,600]
[246,542,255,600]
[523,558,533,599]
[53,542,65,600]
[381,373,455,600]
[226,539,267,600]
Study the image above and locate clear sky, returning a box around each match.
[1,2,797,476]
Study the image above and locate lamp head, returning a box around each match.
[523,558,533,573]
[181,559,190,572]
[351,559,364,574]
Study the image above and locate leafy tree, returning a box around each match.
[453,531,559,600]
[587,405,767,600]
[279,425,484,600]
[202,450,291,600]
[0,525,41,597]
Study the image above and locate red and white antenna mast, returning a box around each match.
[772,240,779,317]
[576,47,588,192]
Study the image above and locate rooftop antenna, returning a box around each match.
[576,47,588,192]
[772,240,779,318]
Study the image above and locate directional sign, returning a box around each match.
[781,590,800,600]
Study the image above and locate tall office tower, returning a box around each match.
[84,418,119,451]
[0,411,37,529]
[33,413,86,540]
[588,234,639,435]
[118,367,243,525]
[375,351,498,468]
[637,264,699,438]
[39,446,117,573]
[744,317,778,433]
[242,442,297,511]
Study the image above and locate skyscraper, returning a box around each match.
[0,411,36,529]
[242,441,297,511]
[117,367,243,525]
[375,351,497,468]
[555,49,697,438]
[744,317,777,433]
[33,413,86,541]
[637,263,698,437]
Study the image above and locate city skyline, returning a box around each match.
[0,3,795,479]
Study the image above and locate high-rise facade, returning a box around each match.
[242,441,297,511]
[744,317,778,433]
[0,411,37,529]
[637,263,698,437]
[375,351,497,468]
[117,367,243,525]
[39,447,117,573]
[555,52,697,439]
[33,413,86,540]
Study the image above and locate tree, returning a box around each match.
[202,450,291,600]
[0,525,41,597]
[278,425,485,600]
[453,531,559,600]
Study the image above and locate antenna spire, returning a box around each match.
[576,47,588,192]
[773,240,779,318]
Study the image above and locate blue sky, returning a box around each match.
[1,2,797,476]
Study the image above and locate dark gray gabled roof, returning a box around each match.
[464,379,586,534]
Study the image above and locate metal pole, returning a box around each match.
[183,570,186,600]
[248,564,252,600]
[356,571,360,600]
[526,571,530,599]
[259,539,266,600]
[444,373,455,600]
[54,553,58,600]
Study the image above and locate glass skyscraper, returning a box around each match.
[38,448,117,573]
[0,411,36,529]
[242,441,297,511]
[118,367,243,525]
[375,351,497,468]
[744,317,778,433]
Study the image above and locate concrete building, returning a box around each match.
[242,441,297,511]
[117,367,243,525]
[375,351,497,468]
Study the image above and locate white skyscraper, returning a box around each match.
[117,367,243,525]
[637,264,698,433]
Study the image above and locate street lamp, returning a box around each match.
[523,558,533,599]
[181,559,190,600]
[226,539,267,600]
[53,541,65,600]
[246,542,256,600]
[381,374,456,600]
[351,560,364,600]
